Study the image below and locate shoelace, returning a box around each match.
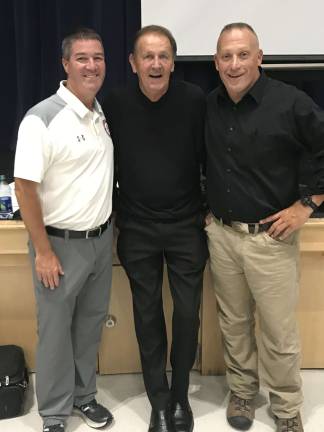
[43,424,64,432]
[279,416,300,432]
[233,396,251,413]
[80,400,97,412]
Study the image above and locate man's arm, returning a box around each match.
[261,91,324,239]
[260,194,324,239]
[15,178,64,289]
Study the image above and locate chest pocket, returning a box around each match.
[235,109,297,169]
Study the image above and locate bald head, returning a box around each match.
[217,22,259,53]
[214,22,263,103]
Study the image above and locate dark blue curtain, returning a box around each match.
[2,0,324,188]
[0,0,141,180]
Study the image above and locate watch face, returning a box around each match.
[303,197,311,205]
[301,196,318,210]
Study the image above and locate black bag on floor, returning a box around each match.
[0,345,28,419]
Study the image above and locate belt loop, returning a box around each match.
[251,224,257,234]
[64,230,69,241]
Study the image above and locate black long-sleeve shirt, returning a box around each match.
[206,71,324,223]
[103,80,205,221]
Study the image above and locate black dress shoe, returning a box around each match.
[148,408,175,432]
[171,402,194,432]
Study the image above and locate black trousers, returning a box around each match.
[117,213,208,410]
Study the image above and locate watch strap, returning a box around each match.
[300,196,318,211]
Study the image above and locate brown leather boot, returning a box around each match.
[226,393,255,430]
[276,412,304,432]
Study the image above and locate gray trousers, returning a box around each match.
[29,224,113,427]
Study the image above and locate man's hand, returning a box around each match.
[15,178,65,289]
[35,250,64,289]
[259,200,313,240]
[205,212,213,226]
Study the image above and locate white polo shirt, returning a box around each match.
[14,81,114,230]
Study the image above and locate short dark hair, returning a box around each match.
[133,25,177,57]
[62,27,103,59]
[217,22,259,50]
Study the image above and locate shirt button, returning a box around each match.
[227,147,232,152]
[228,209,233,213]
[229,126,234,132]
[227,188,231,193]
[226,168,231,173]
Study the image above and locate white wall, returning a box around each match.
[141,0,324,57]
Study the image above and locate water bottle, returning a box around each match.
[0,174,13,213]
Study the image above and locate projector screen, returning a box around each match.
[141,0,324,58]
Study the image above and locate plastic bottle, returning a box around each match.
[0,174,13,213]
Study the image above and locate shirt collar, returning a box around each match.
[248,68,268,103]
[57,81,103,118]
[135,75,174,106]
[217,68,269,105]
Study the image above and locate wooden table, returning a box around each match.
[1,220,324,374]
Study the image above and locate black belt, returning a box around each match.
[46,218,111,239]
[215,216,272,234]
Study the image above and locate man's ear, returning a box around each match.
[62,58,69,75]
[214,53,219,71]
[257,49,263,66]
[129,53,137,73]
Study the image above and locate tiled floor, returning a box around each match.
[1,370,324,431]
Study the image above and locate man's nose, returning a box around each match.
[230,56,240,69]
[152,56,161,68]
[86,58,96,69]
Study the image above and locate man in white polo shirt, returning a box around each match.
[14,28,114,432]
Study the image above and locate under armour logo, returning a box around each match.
[77,135,86,142]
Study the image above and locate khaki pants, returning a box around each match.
[206,217,303,418]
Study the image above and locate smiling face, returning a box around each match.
[62,38,105,109]
[129,32,175,102]
[215,27,263,103]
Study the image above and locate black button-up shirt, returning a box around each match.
[206,70,324,222]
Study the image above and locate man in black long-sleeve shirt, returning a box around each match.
[205,22,324,432]
[104,25,207,432]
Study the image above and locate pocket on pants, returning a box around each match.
[262,230,299,248]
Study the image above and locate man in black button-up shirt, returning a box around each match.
[205,22,324,432]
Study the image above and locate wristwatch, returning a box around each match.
[300,195,319,212]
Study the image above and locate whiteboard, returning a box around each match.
[141,0,324,57]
